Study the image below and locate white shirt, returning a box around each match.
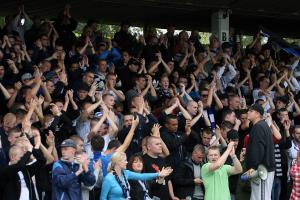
[287,140,299,180]
[18,171,30,200]
[102,134,111,152]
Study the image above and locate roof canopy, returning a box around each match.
[1,0,300,37]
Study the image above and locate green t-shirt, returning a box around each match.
[201,163,232,200]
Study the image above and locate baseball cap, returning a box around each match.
[60,139,77,148]
[21,73,33,81]
[249,103,264,116]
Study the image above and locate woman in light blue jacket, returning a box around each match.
[100,151,172,200]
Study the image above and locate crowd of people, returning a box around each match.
[1,4,300,200]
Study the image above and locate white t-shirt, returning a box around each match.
[18,171,30,200]
[102,134,111,152]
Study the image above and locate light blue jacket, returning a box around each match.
[100,170,158,200]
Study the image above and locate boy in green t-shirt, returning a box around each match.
[201,142,243,200]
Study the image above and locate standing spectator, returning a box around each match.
[287,125,300,197]
[113,21,135,52]
[126,74,157,106]
[201,142,242,200]
[173,144,206,200]
[52,139,96,200]
[246,104,275,200]
[142,136,178,200]
[0,134,46,200]
[289,151,300,200]
[127,153,155,200]
[160,114,192,167]
[100,151,172,200]
[53,4,78,51]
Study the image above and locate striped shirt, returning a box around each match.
[274,144,282,177]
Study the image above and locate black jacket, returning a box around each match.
[173,158,205,199]
[160,128,188,168]
[246,120,275,171]
[0,149,46,200]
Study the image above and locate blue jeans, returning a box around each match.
[271,176,281,200]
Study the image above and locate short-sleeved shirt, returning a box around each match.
[201,163,232,200]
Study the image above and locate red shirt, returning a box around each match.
[290,162,300,200]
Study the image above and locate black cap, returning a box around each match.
[249,103,264,116]
[227,129,239,140]
[60,139,77,148]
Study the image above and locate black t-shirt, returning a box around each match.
[142,154,170,200]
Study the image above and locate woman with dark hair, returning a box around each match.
[127,153,152,200]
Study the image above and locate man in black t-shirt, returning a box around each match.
[143,136,178,200]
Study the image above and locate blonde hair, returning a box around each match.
[9,145,24,160]
[107,151,126,172]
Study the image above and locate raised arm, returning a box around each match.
[265,114,282,140]
[0,82,11,99]
[288,92,300,117]
[177,98,192,120]
[116,116,139,152]
[208,142,234,172]
[148,59,161,75]
[7,82,22,109]
[147,75,157,99]
[164,99,178,115]
[228,145,243,175]
[160,57,172,75]
[179,50,189,68]
[151,124,170,157]
[212,86,223,110]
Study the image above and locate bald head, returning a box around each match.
[187,101,198,116]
